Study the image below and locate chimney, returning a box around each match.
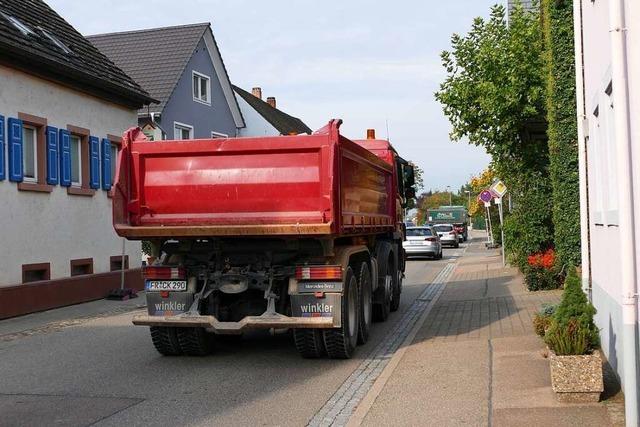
[367,129,376,139]
[251,87,262,99]
[266,97,276,108]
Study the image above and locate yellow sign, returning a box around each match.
[491,180,508,198]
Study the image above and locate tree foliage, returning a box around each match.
[435,4,546,167]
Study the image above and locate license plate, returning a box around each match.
[410,241,422,245]
[145,280,187,291]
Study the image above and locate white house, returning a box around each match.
[574,0,640,423]
[0,0,155,318]
[233,86,311,137]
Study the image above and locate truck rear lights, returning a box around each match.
[142,266,186,280]
[295,266,342,281]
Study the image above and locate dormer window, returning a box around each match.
[38,27,73,55]
[1,12,35,36]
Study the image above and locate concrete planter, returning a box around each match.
[549,348,604,403]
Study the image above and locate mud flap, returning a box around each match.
[147,292,194,316]
[290,293,342,327]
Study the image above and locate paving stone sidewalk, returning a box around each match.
[360,235,622,427]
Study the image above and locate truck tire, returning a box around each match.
[357,262,373,345]
[150,326,182,356]
[373,248,392,322]
[177,327,214,356]
[390,266,402,312]
[323,267,359,359]
[294,329,326,358]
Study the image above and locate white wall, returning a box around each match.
[0,66,141,285]
[235,95,280,137]
[580,0,640,383]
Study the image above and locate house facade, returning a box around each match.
[0,0,155,318]
[575,0,640,422]
[88,24,245,140]
[233,86,311,136]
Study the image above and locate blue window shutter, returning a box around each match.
[0,115,5,181]
[89,136,100,189]
[59,129,71,187]
[45,126,59,185]
[8,118,23,182]
[101,138,111,190]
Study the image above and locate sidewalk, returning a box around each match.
[0,292,145,342]
[359,237,623,426]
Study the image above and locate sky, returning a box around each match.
[48,0,495,192]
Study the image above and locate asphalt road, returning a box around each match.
[0,246,467,427]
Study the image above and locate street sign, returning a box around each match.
[483,201,491,208]
[490,180,508,198]
[479,190,493,203]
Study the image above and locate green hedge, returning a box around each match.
[542,0,581,269]
[503,170,554,270]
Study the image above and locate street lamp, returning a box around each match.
[446,186,452,206]
[464,190,471,210]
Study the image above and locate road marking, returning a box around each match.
[307,262,456,427]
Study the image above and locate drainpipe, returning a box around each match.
[573,0,592,298]
[609,0,639,425]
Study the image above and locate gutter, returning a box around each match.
[608,0,639,425]
[573,0,592,299]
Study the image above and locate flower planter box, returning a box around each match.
[549,348,603,403]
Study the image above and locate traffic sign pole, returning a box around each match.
[495,197,505,267]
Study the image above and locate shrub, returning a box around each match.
[525,266,559,291]
[544,267,599,354]
[533,303,557,337]
[524,249,559,291]
[544,318,591,355]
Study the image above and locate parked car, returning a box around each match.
[433,224,459,248]
[403,226,442,259]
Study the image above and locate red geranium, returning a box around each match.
[527,249,555,269]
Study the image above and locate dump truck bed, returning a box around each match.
[113,120,397,239]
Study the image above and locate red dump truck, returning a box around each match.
[113,119,416,359]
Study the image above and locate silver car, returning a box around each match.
[403,226,442,259]
[433,224,459,248]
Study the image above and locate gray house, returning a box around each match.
[88,23,244,140]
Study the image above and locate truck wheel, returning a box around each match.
[373,256,392,322]
[177,327,214,356]
[323,267,359,359]
[390,268,402,312]
[357,262,373,345]
[150,326,182,356]
[293,329,326,358]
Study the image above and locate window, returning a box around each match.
[70,134,82,186]
[174,122,193,140]
[603,82,618,224]
[192,71,211,104]
[22,125,37,182]
[211,131,228,138]
[15,112,53,192]
[70,258,93,276]
[1,13,35,36]
[22,263,50,283]
[38,27,73,55]
[406,228,433,237]
[110,255,130,271]
[110,143,118,185]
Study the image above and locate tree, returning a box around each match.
[435,4,554,268]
